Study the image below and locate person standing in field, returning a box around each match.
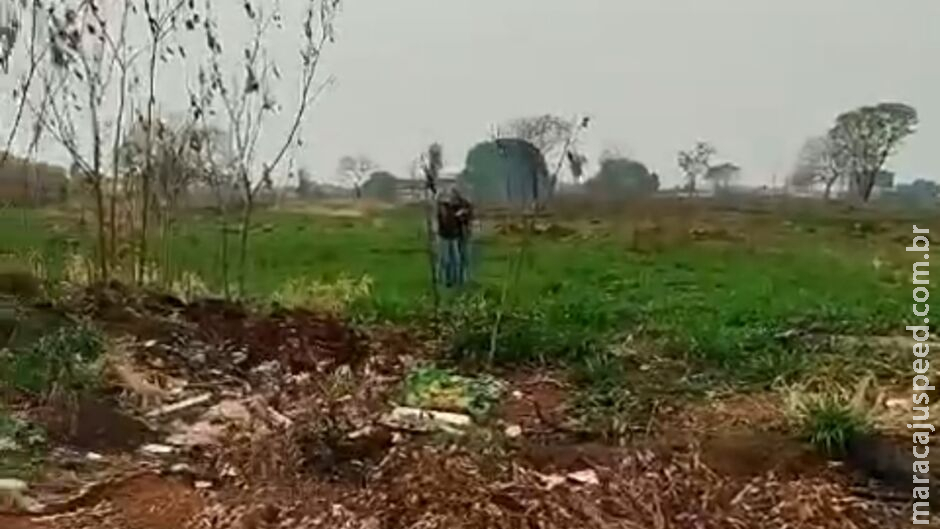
[436,188,473,287]
[451,188,473,286]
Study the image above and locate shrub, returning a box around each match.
[0,323,104,398]
[795,393,872,458]
[272,274,373,314]
[401,364,503,418]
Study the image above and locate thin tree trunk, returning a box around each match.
[220,213,231,299]
[423,190,440,316]
[140,46,159,283]
[237,187,253,298]
[92,181,109,280]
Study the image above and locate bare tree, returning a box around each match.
[790,135,846,200]
[34,0,139,280]
[1,0,50,171]
[501,114,589,189]
[0,0,21,75]
[677,141,716,196]
[501,114,573,157]
[136,0,191,280]
[337,154,376,199]
[420,143,442,313]
[829,102,918,202]
[199,0,341,296]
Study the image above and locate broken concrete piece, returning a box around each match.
[166,421,224,447]
[170,463,194,474]
[147,393,213,418]
[204,400,253,424]
[0,479,40,514]
[380,406,472,434]
[141,443,176,455]
[0,479,27,492]
[567,469,599,486]
[536,473,566,490]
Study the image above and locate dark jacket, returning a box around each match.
[437,196,472,239]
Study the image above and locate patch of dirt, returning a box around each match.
[0,474,204,529]
[699,429,825,479]
[659,392,789,443]
[516,440,625,473]
[182,303,365,372]
[35,396,154,453]
[101,474,204,529]
[497,372,571,433]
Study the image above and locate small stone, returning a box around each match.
[85,452,104,461]
[504,425,523,438]
[194,480,213,489]
[170,463,193,474]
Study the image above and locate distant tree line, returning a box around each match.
[0,151,68,206]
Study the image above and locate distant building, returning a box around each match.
[392,176,457,203]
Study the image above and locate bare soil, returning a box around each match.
[0,289,915,528]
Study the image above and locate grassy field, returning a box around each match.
[0,201,927,394]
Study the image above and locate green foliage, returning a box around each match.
[460,138,551,205]
[586,157,659,198]
[402,364,503,418]
[0,323,104,397]
[798,393,872,458]
[829,102,918,201]
[272,274,373,314]
[0,411,47,478]
[361,171,400,202]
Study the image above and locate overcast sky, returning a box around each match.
[3,0,939,188]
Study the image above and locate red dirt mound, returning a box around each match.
[182,304,364,372]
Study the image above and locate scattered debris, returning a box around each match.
[0,478,43,514]
[566,468,600,486]
[146,393,213,418]
[140,443,176,455]
[165,421,225,448]
[0,478,27,492]
[402,366,503,417]
[381,406,472,434]
[504,424,523,438]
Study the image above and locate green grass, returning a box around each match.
[798,393,873,458]
[0,205,913,395]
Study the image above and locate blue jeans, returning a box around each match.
[438,237,469,287]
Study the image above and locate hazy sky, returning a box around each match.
[304,0,940,187]
[3,0,939,188]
